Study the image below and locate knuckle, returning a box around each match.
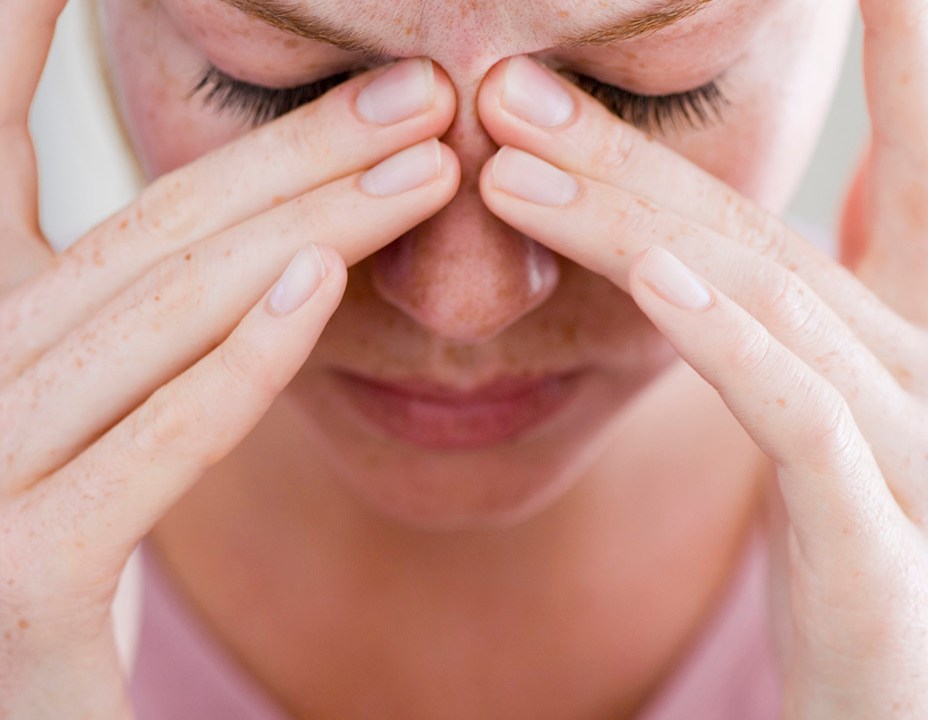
[741,211,793,264]
[131,171,199,242]
[275,102,331,159]
[594,123,636,176]
[797,390,862,473]
[725,320,774,376]
[127,384,192,460]
[757,269,818,336]
[217,335,277,399]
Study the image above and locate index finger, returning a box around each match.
[0,0,68,281]
[849,0,928,323]
[859,0,928,158]
[0,0,67,128]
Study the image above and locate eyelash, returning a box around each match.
[192,65,729,133]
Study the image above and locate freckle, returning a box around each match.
[615,248,626,256]
[75,357,84,369]
[284,37,298,49]
[17,619,29,630]
[223,250,232,258]
[558,9,569,17]
[776,398,787,407]
[136,207,143,221]
[272,195,286,207]
[900,72,912,85]
[118,219,129,231]
[787,263,799,272]
[185,253,192,261]
[92,247,105,267]
[75,540,85,549]
[665,234,676,243]
[154,295,162,302]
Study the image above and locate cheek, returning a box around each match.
[100,0,253,179]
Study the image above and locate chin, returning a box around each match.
[280,362,669,531]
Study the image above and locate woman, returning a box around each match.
[3,0,927,716]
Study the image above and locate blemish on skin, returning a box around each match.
[615,248,626,256]
[558,9,570,17]
[154,295,162,302]
[118,219,129,231]
[92,247,105,268]
[272,195,286,207]
[17,619,29,630]
[185,253,192,262]
[900,72,912,86]
[776,398,787,407]
[223,250,232,258]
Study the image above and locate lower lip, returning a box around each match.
[332,372,583,450]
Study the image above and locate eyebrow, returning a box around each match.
[218,0,715,54]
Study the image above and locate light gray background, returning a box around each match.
[789,16,868,229]
[31,4,870,250]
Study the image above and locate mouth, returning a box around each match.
[330,370,587,450]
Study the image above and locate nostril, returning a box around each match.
[371,234,560,343]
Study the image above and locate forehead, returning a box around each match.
[173,0,755,65]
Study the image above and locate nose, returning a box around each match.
[370,70,560,344]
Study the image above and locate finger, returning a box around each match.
[481,148,928,517]
[20,243,346,587]
[482,147,927,396]
[852,0,928,322]
[478,56,926,367]
[0,0,66,128]
[0,0,67,274]
[1,140,458,493]
[627,246,906,572]
[0,58,454,381]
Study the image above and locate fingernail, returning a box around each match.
[356,58,435,125]
[638,247,713,311]
[502,56,574,127]
[492,147,579,206]
[267,244,328,316]
[360,139,442,197]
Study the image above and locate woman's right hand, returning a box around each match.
[0,2,460,717]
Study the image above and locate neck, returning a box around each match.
[149,360,766,719]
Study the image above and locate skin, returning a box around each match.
[5,0,928,718]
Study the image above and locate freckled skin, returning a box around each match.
[93,1,856,716]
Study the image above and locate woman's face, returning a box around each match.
[98,0,853,529]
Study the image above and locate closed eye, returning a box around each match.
[192,65,729,133]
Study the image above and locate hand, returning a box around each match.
[0,2,460,716]
[477,5,928,717]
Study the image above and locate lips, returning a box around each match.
[331,370,585,450]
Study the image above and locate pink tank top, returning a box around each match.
[130,526,782,719]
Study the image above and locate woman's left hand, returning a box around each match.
[478,3,928,717]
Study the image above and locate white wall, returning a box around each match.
[788,15,869,229]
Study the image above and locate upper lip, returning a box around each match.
[334,370,583,403]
